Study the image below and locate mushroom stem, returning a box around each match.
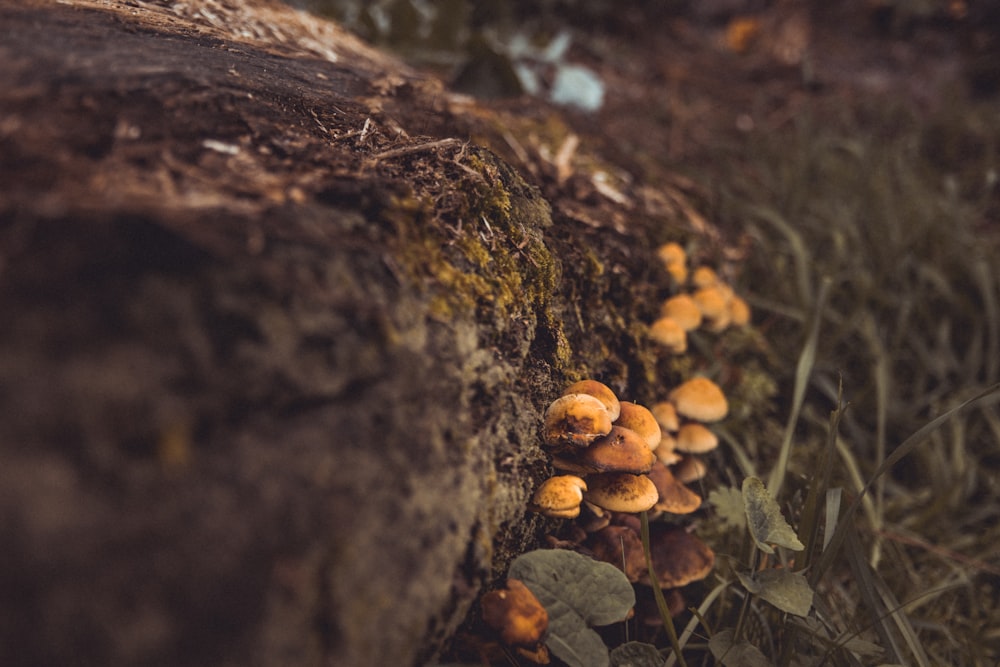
[640,511,688,667]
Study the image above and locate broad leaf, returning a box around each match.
[742,477,804,553]
[709,486,746,531]
[708,629,772,667]
[609,641,662,667]
[510,549,635,667]
[737,568,813,617]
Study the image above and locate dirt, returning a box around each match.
[1,1,994,666]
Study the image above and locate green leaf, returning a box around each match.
[510,549,635,667]
[708,628,772,667]
[736,568,813,617]
[609,641,663,667]
[709,486,746,531]
[742,477,804,553]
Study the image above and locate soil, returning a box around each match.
[1,1,994,666]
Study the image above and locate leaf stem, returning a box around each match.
[639,511,688,667]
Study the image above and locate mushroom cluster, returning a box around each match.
[528,378,724,608]
[650,242,751,352]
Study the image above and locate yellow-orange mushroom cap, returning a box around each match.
[659,294,703,331]
[674,422,719,453]
[481,579,549,647]
[529,475,587,519]
[543,393,613,449]
[584,472,659,513]
[563,379,621,421]
[650,317,687,354]
[668,377,728,422]
[615,402,662,450]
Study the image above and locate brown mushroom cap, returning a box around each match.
[650,401,680,432]
[563,379,621,421]
[638,525,715,589]
[543,393,613,449]
[650,317,687,354]
[481,578,549,647]
[552,426,656,475]
[659,294,703,331]
[668,377,728,422]
[584,472,659,513]
[673,455,709,483]
[647,461,702,514]
[586,525,646,582]
[674,422,719,453]
[615,402,662,450]
[529,475,587,518]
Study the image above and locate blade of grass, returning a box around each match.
[843,521,907,664]
[795,383,845,575]
[768,276,832,497]
[663,580,732,667]
[639,511,687,667]
[814,382,1000,581]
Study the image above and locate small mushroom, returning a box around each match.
[659,294,703,331]
[543,393,613,449]
[563,379,621,421]
[654,432,682,466]
[637,525,715,589]
[614,402,662,451]
[650,317,687,354]
[529,475,587,519]
[650,401,680,433]
[647,461,702,514]
[692,285,730,327]
[668,377,728,422]
[552,426,656,475]
[691,265,719,288]
[584,472,659,513]
[586,524,646,583]
[674,422,719,454]
[481,578,549,648]
[728,294,751,326]
[656,242,688,283]
[673,455,708,483]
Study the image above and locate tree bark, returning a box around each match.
[0,1,693,665]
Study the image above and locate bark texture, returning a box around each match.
[0,1,695,665]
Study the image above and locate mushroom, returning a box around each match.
[563,379,621,421]
[659,294,703,331]
[691,265,719,288]
[654,432,682,466]
[637,524,715,589]
[552,426,656,475]
[673,455,708,483]
[650,401,680,433]
[647,461,702,514]
[542,393,613,449]
[614,402,662,451]
[692,285,730,328]
[650,317,687,354]
[584,472,659,513]
[585,524,647,583]
[728,294,751,326]
[674,422,719,454]
[668,377,728,422]
[529,475,587,519]
[656,242,688,283]
[481,578,549,648]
